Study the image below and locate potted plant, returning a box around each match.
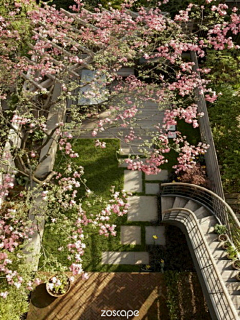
[46,273,71,297]
[226,246,238,260]
[222,240,231,250]
[232,260,240,270]
[214,224,228,241]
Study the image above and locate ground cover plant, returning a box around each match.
[0,0,239,318]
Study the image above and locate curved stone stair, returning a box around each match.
[161,195,240,318]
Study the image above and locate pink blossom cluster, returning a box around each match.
[174,8,191,22]
[168,73,203,97]
[211,3,228,17]
[65,188,130,278]
[11,115,47,132]
[5,270,23,289]
[0,210,34,253]
[207,10,240,50]
[0,174,14,202]
[163,105,204,129]
[125,153,167,175]
[124,128,139,143]
[173,141,210,173]
[0,204,36,297]
[58,138,79,158]
[95,140,106,148]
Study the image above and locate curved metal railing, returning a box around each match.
[162,207,239,320]
[161,182,240,251]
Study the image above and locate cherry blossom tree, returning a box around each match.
[0,0,239,317]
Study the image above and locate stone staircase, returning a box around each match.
[161,195,240,319]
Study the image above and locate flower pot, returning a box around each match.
[221,241,231,250]
[227,253,237,261]
[46,274,71,298]
[218,234,228,242]
[232,260,240,270]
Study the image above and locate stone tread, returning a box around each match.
[161,196,175,213]
[194,206,210,219]
[102,251,149,265]
[184,199,201,212]
[172,196,188,209]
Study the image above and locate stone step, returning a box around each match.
[199,216,217,235]
[204,232,218,243]
[225,282,240,294]
[208,242,229,260]
[215,259,235,271]
[229,294,240,310]
[172,196,188,209]
[161,196,175,213]
[219,269,238,282]
[184,199,201,212]
[194,206,211,219]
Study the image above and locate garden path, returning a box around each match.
[101,168,168,266]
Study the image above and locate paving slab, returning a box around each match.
[145,183,160,195]
[121,226,141,245]
[145,226,166,245]
[102,251,149,264]
[127,196,158,221]
[124,170,142,192]
[145,170,168,181]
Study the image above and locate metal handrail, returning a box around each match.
[161,182,240,250]
[162,207,239,320]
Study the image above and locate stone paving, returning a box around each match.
[145,169,168,181]
[124,170,142,193]
[127,196,158,222]
[145,183,160,195]
[102,252,149,264]
[145,226,166,245]
[121,226,141,245]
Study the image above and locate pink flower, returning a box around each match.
[35,278,42,285]
[0,291,8,299]
[82,273,89,280]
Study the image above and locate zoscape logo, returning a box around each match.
[101,309,139,319]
